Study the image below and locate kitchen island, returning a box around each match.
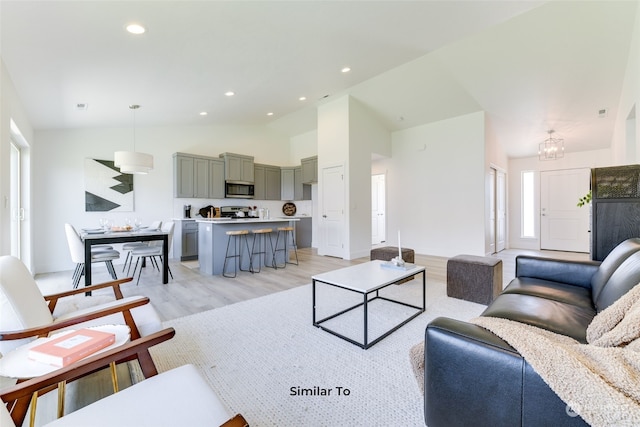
[197,218,299,275]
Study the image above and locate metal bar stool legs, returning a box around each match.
[273,226,299,269]
[250,228,275,273]
[223,230,251,278]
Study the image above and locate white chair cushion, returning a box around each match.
[44,364,233,427]
[0,256,54,356]
[54,296,162,337]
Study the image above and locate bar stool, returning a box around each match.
[250,228,275,273]
[222,230,251,278]
[273,226,298,269]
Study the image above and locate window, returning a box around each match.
[522,171,535,238]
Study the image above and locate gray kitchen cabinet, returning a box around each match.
[209,158,225,199]
[254,163,281,200]
[173,154,195,198]
[301,155,318,184]
[193,157,209,198]
[173,219,198,261]
[294,166,311,200]
[220,152,254,182]
[265,166,281,200]
[296,217,312,248]
[254,164,266,200]
[294,167,303,200]
[281,167,296,201]
[174,153,208,198]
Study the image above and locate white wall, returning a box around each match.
[373,111,487,258]
[611,2,640,164]
[289,130,317,165]
[508,149,612,250]
[32,124,294,273]
[348,98,391,259]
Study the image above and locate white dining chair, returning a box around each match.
[130,221,175,285]
[64,224,120,289]
[122,220,162,275]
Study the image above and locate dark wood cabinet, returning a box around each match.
[591,165,640,261]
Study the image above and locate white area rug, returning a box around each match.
[142,278,485,426]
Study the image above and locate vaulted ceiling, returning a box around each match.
[1,1,637,158]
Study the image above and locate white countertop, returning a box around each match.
[196,217,299,224]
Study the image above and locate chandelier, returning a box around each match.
[114,105,154,174]
[538,130,564,161]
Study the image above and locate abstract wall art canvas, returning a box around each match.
[85,158,134,211]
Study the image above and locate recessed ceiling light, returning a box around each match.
[267,112,274,116]
[126,23,146,35]
[299,96,307,101]
[341,67,351,73]
[199,112,208,116]
[225,91,235,97]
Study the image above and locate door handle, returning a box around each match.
[322,215,327,218]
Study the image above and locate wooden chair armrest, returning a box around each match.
[44,278,134,312]
[221,414,250,427]
[1,327,176,426]
[0,297,150,341]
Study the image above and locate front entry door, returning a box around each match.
[540,168,590,252]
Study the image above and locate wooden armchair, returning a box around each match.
[0,255,162,358]
[0,328,249,427]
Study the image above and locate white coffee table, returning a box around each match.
[312,260,426,349]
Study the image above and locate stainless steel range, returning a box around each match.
[219,206,253,218]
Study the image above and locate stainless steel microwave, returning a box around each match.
[225,181,254,199]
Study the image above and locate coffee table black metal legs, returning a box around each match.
[312,270,426,349]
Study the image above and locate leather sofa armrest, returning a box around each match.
[425,317,524,427]
[515,256,600,288]
[424,317,589,427]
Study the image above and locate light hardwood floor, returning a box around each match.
[35,247,590,322]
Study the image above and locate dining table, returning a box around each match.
[81,228,170,287]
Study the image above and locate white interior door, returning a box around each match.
[496,169,506,252]
[488,168,496,254]
[371,174,386,244]
[540,168,590,252]
[320,165,345,258]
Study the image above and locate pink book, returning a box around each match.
[28,328,116,367]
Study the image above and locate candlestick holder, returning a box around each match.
[391,256,405,267]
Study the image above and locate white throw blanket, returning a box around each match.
[471,284,640,427]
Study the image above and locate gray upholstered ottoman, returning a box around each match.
[446,255,502,305]
[370,246,415,263]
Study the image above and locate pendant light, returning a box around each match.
[114,104,154,174]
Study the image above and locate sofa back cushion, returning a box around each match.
[594,251,640,312]
[591,238,640,304]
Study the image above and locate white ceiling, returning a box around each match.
[1,1,637,158]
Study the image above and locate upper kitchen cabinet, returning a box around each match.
[209,158,225,199]
[281,167,296,201]
[193,157,210,198]
[301,156,318,184]
[255,164,281,200]
[294,166,311,200]
[173,153,224,199]
[220,152,254,183]
[174,153,209,198]
[174,154,196,198]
